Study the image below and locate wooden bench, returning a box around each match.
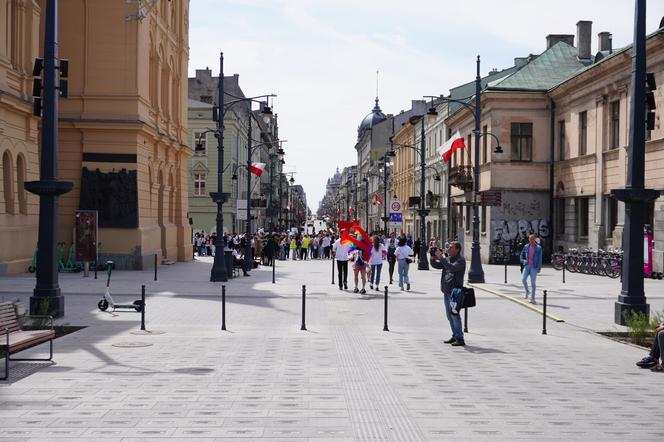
[0,302,55,380]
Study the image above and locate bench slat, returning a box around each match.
[0,330,54,353]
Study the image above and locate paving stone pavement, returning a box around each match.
[1,257,663,441]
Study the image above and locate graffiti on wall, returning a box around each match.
[489,219,550,263]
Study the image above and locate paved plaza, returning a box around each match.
[1,258,664,441]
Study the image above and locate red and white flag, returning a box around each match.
[439,131,465,162]
[248,162,266,176]
[374,193,383,205]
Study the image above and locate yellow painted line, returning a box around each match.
[467,283,565,323]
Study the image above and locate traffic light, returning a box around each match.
[646,72,657,131]
[32,58,43,116]
[58,59,68,98]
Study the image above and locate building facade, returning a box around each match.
[0,0,41,274]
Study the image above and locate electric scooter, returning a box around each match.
[97,261,144,312]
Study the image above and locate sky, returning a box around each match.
[188,0,664,212]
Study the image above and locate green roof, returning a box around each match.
[488,42,587,92]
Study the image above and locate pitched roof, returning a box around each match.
[488,41,587,92]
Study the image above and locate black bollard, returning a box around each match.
[154,253,158,281]
[331,257,335,285]
[562,260,566,284]
[140,285,146,331]
[94,263,98,280]
[301,285,307,331]
[542,290,547,335]
[464,307,468,333]
[272,256,275,284]
[504,260,507,284]
[221,285,226,331]
[383,286,389,332]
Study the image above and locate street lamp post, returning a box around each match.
[467,55,485,283]
[363,177,369,230]
[208,51,275,282]
[25,0,73,316]
[610,0,657,324]
[417,116,430,270]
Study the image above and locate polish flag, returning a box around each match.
[374,193,383,205]
[439,131,465,162]
[248,162,266,176]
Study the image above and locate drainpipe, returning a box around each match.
[549,99,556,259]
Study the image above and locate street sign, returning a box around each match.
[480,191,502,206]
[390,199,402,213]
[388,213,402,223]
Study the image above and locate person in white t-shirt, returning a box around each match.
[368,235,387,291]
[332,234,351,290]
[395,236,414,291]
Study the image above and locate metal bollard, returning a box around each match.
[542,290,547,335]
[464,307,468,333]
[94,263,98,280]
[562,261,565,284]
[383,286,389,332]
[154,253,158,281]
[331,257,335,285]
[221,285,226,331]
[272,256,276,284]
[301,285,307,331]
[140,285,146,331]
[504,261,507,284]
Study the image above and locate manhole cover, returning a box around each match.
[129,330,166,335]
[112,342,154,348]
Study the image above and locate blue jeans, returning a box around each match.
[444,292,464,340]
[370,264,382,287]
[522,266,537,300]
[397,259,409,287]
[291,249,297,260]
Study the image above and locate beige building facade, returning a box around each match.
[1,1,192,273]
[0,0,41,274]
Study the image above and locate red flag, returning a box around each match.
[439,131,465,162]
[374,193,383,205]
[248,162,266,176]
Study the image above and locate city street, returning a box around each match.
[1,258,663,440]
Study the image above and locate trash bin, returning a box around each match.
[224,250,233,278]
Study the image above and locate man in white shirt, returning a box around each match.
[332,235,351,290]
[322,234,332,259]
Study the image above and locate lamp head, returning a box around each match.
[434,175,441,181]
[289,176,295,184]
[232,174,238,180]
[494,145,503,154]
[260,105,273,124]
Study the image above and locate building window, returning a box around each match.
[2,151,14,214]
[577,197,589,238]
[610,100,620,149]
[481,206,486,233]
[555,198,565,237]
[194,132,206,154]
[510,122,533,161]
[579,111,587,155]
[481,125,488,164]
[16,154,27,215]
[194,173,206,196]
[558,120,566,160]
[607,196,618,239]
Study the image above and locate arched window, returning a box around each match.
[16,154,27,215]
[168,171,175,223]
[149,35,156,106]
[161,58,170,117]
[2,151,14,214]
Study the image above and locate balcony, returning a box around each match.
[449,165,473,191]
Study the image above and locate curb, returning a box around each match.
[468,283,565,323]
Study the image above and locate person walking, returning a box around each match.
[301,235,310,260]
[430,241,467,346]
[351,249,368,294]
[290,236,298,260]
[395,237,414,291]
[332,234,351,290]
[368,235,386,291]
[386,232,398,284]
[520,233,543,304]
[413,238,421,261]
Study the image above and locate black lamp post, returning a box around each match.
[362,176,369,229]
[207,52,275,282]
[25,0,73,317]
[610,0,658,324]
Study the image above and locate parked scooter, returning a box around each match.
[97,261,144,312]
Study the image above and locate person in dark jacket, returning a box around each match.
[430,241,467,346]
